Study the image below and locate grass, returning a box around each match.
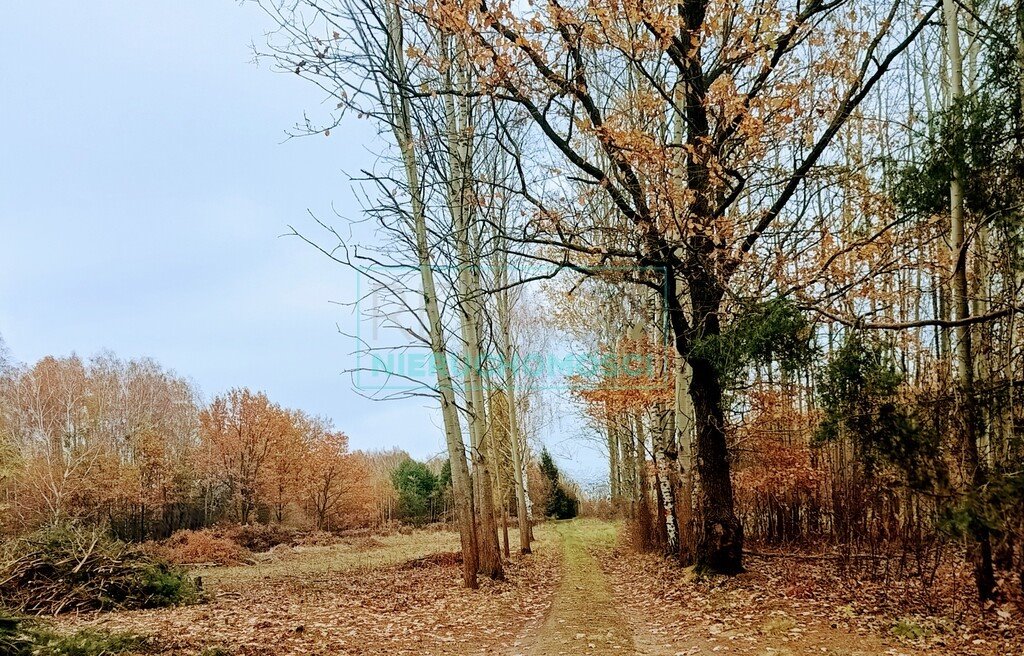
[29,627,148,656]
[560,518,620,547]
[1,612,148,656]
[760,615,797,635]
[198,525,553,584]
[523,519,636,655]
[48,523,565,656]
[890,615,948,642]
[199,529,460,584]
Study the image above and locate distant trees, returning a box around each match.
[0,353,199,537]
[0,349,374,539]
[538,449,578,521]
[304,430,363,531]
[200,389,293,524]
[197,389,373,530]
[391,458,446,525]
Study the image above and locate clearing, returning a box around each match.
[47,520,1020,655]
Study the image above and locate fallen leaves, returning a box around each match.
[598,539,1023,656]
[54,530,560,655]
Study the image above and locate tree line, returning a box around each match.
[0,344,575,546]
[0,348,369,539]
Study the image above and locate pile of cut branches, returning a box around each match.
[0,527,200,614]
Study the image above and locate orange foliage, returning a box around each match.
[303,431,373,531]
[0,351,376,538]
[733,389,824,534]
[152,529,250,566]
[572,336,676,419]
[0,354,198,533]
[200,389,297,524]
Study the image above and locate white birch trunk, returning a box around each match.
[382,1,477,588]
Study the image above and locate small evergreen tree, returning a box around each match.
[816,333,943,490]
[539,448,578,520]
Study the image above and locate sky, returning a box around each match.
[0,1,605,483]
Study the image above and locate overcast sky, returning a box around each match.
[0,1,605,483]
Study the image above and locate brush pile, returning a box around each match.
[0,526,199,614]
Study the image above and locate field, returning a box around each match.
[49,526,559,655]
[38,520,1022,655]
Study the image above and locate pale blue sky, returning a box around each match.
[0,1,603,482]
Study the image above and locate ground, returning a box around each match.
[517,521,631,655]
[47,520,1021,655]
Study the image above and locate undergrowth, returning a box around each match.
[1,612,149,656]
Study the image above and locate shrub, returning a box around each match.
[153,524,297,565]
[0,526,200,614]
[27,627,149,656]
[222,524,296,552]
[152,530,249,566]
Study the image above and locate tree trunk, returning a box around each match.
[495,259,532,554]
[607,409,620,503]
[386,3,478,588]
[943,0,995,601]
[687,357,743,573]
[619,416,638,518]
[501,508,510,558]
[675,361,696,562]
[653,404,681,555]
[444,35,503,580]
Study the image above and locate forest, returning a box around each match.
[3,0,1024,654]
[0,348,581,538]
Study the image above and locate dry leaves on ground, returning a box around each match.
[598,544,1023,656]
[56,544,560,655]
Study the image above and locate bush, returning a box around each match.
[152,524,298,565]
[0,526,200,614]
[222,524,296,552]
[152,529,249,566]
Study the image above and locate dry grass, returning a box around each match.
[197,528,465,584]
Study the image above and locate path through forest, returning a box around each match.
[523,520,921,656]
[521,521,637,655]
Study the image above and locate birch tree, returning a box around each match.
[254,0,484,587]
